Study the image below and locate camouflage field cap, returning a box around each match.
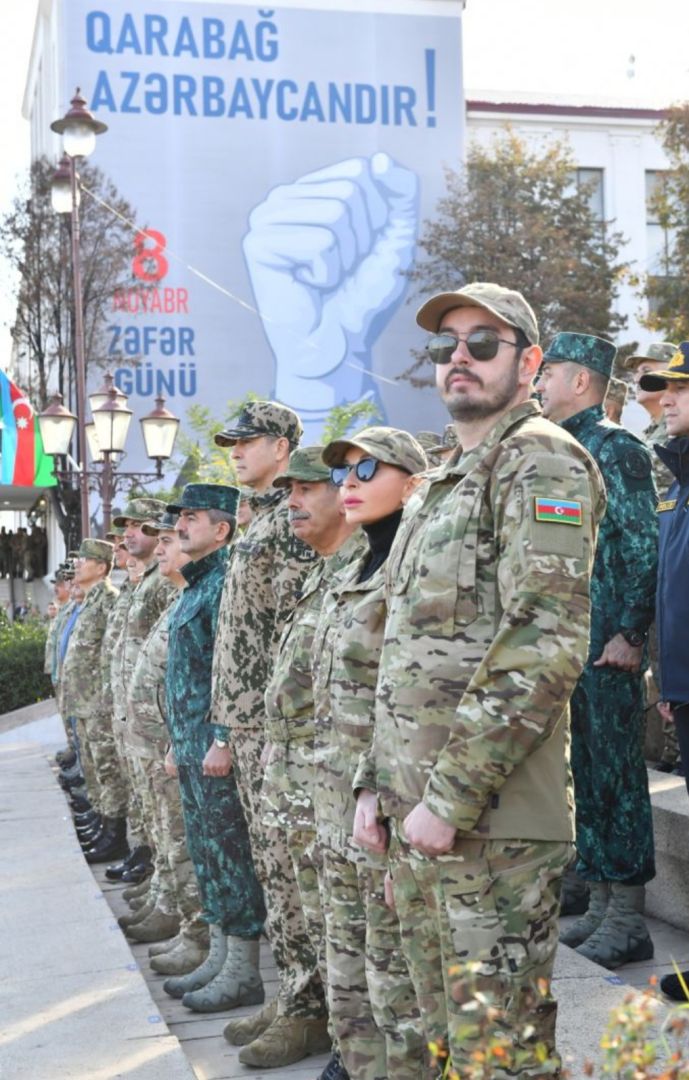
[215,401,303,448]
[112,496,168,527]
[78,538,115,562]
[639,342,689,391]
[322,425,428,474]
[167,482,240,517]
[429,423,460,454]
[273,446,331,488]
[605,377,629,410]
[141,510,180,536]
[416,282,540,344]
[542,332,616,379]
[105,525,125,541]
[621,341,678,371]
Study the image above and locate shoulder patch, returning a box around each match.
[534,496,583,526]
[619,448,652,481]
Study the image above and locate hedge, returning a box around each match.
[0,615,53,714]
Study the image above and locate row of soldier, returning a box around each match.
[45,281,680,1079]
[0,523,47,580]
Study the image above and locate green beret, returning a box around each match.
[273,446,331,488]
[167,483,239,517]
[543,332,616,379]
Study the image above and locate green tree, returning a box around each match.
[405,130,628,385]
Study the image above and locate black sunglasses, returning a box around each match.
[427,329,521,364]
[330,457,381,486]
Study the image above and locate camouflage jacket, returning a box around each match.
[127,602,176,757]
[61,580,119,719]
[44,608,64,676]
[51,600,75,686]
[365,400,606,840]
[113,560,176,721]
[643,414,674,498]
[312,553,390,866]
[210,488,319,735]
[167,547,228,764]
[561,404,658,659]
[263,532,364,831]
[103,581,133,717]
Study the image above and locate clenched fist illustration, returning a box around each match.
[243,153,419,440]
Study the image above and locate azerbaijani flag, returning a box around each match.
[0,370,56,488]
[534,496,582,526]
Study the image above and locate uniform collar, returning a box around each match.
[181,546,227,586]
[442,399,542,479]
[560,403,605,436]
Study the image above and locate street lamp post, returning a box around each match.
[50,89,108,539]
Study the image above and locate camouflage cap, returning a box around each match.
[605,377,629,409]
[141,510,180,536]
[322,425,428,474]
[542,332,616,379]
[621,341,678,371]
[639,342,689,391]
[167,482,240,517]
[429,423,460,454]
[78,538,115,563]
[215,401,303,449]
[273,446,331,488]
[416,282,539,345]
[105,524,125,541]
[112,497,168,527]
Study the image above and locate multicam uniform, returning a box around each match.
[104,581,139,832]
[362,401,605,1077]
[644,414,674,497]
[311,551,428,1080]
[210,488,323,1018]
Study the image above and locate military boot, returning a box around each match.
[559,881,609,948]
[150,936,209,976]
[55,748,77,767]
[163,924,227,999]
[105,844,152,882]
[69,794,91,814]
[238,1014,331,1068]
[181,937,264,1013]
[223,998,278,1045]
[126,909,180,944]
[149,922,208,958]
[118,898,157,930]
[576,883,654,969]
[122,878,151,903]
[559,865,590,917]
[85,818,129,864]
[74,808,100,826]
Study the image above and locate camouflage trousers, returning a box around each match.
[129,750,199,919]
[232,728,325,1018]
[176,761,266,938]
[285,829,327,988]
[74,717,102,813]
[81,710,128,818]
[320,845,430,1080]
[389,829,571,1079]
[571,666,656,885]
[111,716,148,846]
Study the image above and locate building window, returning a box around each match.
[646,170,676,276]
[573,167,605,220]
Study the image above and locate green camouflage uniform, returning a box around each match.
[103,581,136,828]
[311,553,429,1080]
[127,603,201,923]
[210,488,324,1018]
[561,404,658,886]
[643,414,674,497]
[362,401,605,1077]
[61,579,120,815]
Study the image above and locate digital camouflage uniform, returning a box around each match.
[561,403,658,885]
[363,400,605,1077]
[210,487,323,1017]
[61,578,120,814]
[167,546,265,939]
[311,553,429,1080]
[103,580,138,830]
[127,603,201,924]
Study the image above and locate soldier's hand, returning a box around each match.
[202,742,233,777]
[403,802,456,857]
[164,747,178,779]
[383,870,396,911]
[352,790,388,853]
[658,701,674,724]
[593,633,643,673]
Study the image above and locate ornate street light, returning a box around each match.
[50,155,79,214]
[38,393,77,457]
[50,88,108,158]
[92,385,133,455]
[88,372,127,414]
[84,421,104,465]
[140,396,180,477]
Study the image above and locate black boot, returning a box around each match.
[81,824,107,850]
[77,818,103,840]
[74,808,100,826]
[85,818,129,864]
[318,1052,350,1080]
[660,971,689,1002]
[56,749,77,769]
[105,844,151,882]
[69,794,91,814]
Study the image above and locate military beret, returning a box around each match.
[416,282,539,345]
[167,482,240,517]
[322,425,428,475]
[639,342,689,391]
[215,401,303,449]
[542,332,616,379]
[112,497,168,527]
[273,446,331,488]
[78,538,115,562]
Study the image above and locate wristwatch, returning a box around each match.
[620,628,645,647]
[214,737,229,749]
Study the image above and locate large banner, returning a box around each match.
[60,0,464,459]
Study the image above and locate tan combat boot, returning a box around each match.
[163,924,227,999]
[559,881,609,948]
[126,908,180,943]
[223,998,278,1045]
[150,934,209,976]
[238,1013,331,1068]
[181,937,264,1013]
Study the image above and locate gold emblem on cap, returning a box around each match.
[669,350,685,369]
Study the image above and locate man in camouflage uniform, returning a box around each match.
[46,568,77,761]
[59,540,124,861]
[210,402,329,1069]
[540,333,658,969]
[354,284,606,1078]
[161,483,266,1012]
[262,446,362,1080]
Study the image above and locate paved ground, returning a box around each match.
[1,704,685,1079]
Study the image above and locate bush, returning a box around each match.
[0,616,53,713]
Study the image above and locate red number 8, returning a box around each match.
[133,229,169,282]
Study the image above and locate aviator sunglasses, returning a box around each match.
[427,329,522,364]
[330,457,381,486]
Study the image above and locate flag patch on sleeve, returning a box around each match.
[534,497,583,526]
